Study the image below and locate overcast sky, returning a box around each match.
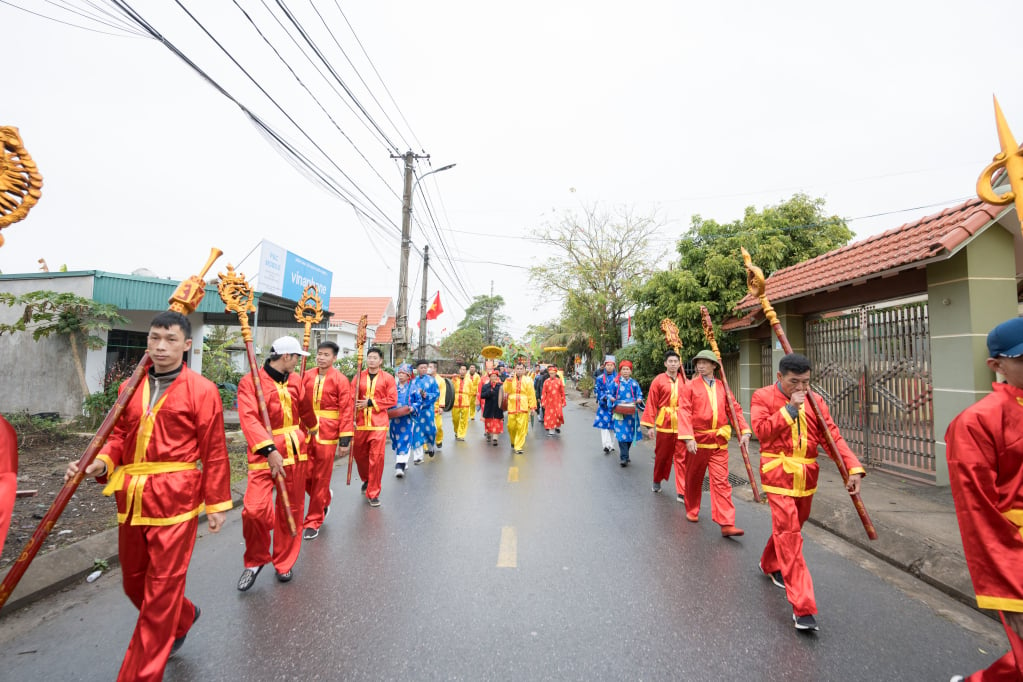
[3,1,1023,339]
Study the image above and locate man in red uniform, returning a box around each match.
[678,350,750,537]
[237,335,317,591]
[751,352,864,632]
[351,346,397,507]
[65,311,232,681]
[641,350,687,497]
[541,364,567,436]
[946,317,1023,681]
[302,341,353,540]
[0,415,15,558]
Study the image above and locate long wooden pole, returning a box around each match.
[218,265,297,536]
[0,248,223,610]
[347,315,368,485]
[741,248,877,540]
[699,306,762,503]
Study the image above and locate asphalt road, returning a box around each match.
[0,401,1003,681]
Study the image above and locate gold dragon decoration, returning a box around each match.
[0,126,44,246]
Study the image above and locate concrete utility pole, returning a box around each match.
[390,152,455,363]
[417,246,430,357]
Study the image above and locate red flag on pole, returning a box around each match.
[426,291,443,320]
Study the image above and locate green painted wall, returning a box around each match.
[928,224,1018,485]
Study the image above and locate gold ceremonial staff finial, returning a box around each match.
[0,126,44,247]
[217,264,257,342]
[977,96,1023,235]
[659,318,682,354]
[293,284,324,350]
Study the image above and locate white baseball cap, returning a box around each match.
[270,336,309,356]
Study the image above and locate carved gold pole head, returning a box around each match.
[741,247,779,327]
[356,314,368,353]
[699,306,723,362]
[293,284,324,350]
[659,318,682,354]
[217,264,256,342]
[168,248,222,314]
[977,95,1023,238]
[0,126,44,246]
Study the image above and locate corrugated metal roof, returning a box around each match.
[91,272,225,312]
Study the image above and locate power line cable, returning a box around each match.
[273,0,400,154]
[47,0,144,33]
[330,0,424,151]
[0,0,140,37]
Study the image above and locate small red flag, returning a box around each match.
[426,291,443,320]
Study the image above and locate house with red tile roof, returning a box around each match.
[722,197,1020,486]
[322,297,401,365]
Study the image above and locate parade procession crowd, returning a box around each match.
[33,309,1020,681]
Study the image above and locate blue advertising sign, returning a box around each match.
[257,240,332,301]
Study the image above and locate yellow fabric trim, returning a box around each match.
[315,409,340,419]
[976,595,1023,612]
[96,454,115,476]
[102,461,198,497]
[248,456,296,471]
[121,505,203,527]
[761,452,816,496]
[252,438,274,452]
[338,430,354,437]
[273,425,300,434]
[701,379,719,430]
[698,425,732,441]
[848,467,866,477]
[1004,509,1023,542]
[315,436,340,445]
[762,484,818,497]
[656,406,677,432]
[205,500,233,513]
[356,425,388,431]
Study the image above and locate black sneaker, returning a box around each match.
[237,566,263,592]
[603,447,611,454]
[368,497,380,507]
[760,561,785,589]
[436,443,442,450]
[276,569,293,583]
[619,460,627,467]
[676,494,685,503]
[170,604,200,656]
[303,528,319,540]
[652,482,661,493]
[555,428,561,434]
[793,613,819,631]
[361,481,368,493]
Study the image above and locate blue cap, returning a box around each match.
[987,318,1023,358]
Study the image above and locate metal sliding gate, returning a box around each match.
[805,303,935,483]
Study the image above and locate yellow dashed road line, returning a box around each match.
[497,526,517,568]
[508,466,519,482]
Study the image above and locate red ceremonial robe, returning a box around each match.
[351,370,397,501]
[677,376,751,526]
[640,372,686,494]
[751,383,865,617]
[302,367,353,529]
[946,382,1023,680]
[94,366,232,682]
[0,416,17,560]
[239,366,317,575]
[541,376,567,429]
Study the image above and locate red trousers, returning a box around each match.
[485,418,504,434]
[760,493,817,616]
[116,518,199,682]
[303,441,335,529]
[684,447,736,526]
[652,431,686,496]
[353,431,386,500]
[242,462,305,573]
[968,611,1023,681]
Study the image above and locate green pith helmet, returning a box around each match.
[691,350,720,366]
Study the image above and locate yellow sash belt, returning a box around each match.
[696,425,732,447]
[315,409,340,419]
[656,406,678,432]
[272,424,305,460]
[102,461,198,498]
[248,455,297,471]
[760,452,816,495]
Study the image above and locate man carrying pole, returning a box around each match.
[677,350,749,537]
[641,329,687,499]
[352,347,397,507]
[236,335,318,589]
[301,341,352,540]
[64,310,233,680]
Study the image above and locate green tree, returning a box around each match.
[630,193,853,380]
[0,291,128,398]
[457,295,507,344]
[201,325,242,386]
[438,326,485,364]
[529,204,659,369]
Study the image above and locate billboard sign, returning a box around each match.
[257,240,332,301]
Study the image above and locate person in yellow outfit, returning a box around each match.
[503,361,537,454]
[467,364,481,420]
[451,364,475,440]
[428,362,446,451]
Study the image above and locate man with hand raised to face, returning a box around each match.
[65,311,232,680]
